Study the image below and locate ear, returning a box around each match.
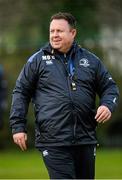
[71,29,77,38]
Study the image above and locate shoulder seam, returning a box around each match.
[28,50,42,63]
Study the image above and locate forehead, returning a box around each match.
[50,19,70,29]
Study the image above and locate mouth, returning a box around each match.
[53,40,61,43]
[52,41,61,46]
[52,38,62,42]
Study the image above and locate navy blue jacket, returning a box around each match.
[10,42,119,147]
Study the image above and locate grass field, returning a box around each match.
[0,148,122,179]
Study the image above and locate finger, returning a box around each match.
[23,134,27,150]
[96,113,106,123]
[13,133,27,151]
[96,111,108,122]
[13,138,19,145]
[21,137,27,150]
[24,134,27,141]
[14,136,27,151]
[97,112,110,123]
[95,107,104,120]
[17,140,24,151]
[18,139,27,151]
[102,114,111,123]
[95,106,112,123]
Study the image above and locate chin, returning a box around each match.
[52,45,61,50]
[51,41,60,47]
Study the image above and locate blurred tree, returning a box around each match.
[0,0,100,51]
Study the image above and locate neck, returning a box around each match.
[58,42,74,54]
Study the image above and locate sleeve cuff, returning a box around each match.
[12,126,27,134]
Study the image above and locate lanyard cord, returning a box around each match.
[69,57,77,91]
[69,57,75,78]
[58,52,75,78]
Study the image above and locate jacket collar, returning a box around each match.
[42,41,81,56]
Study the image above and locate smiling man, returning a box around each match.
[50,18,76,53]
[10,12,119,179]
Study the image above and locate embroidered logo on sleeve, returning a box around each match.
[113,97,117,104]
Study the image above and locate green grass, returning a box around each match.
[0,149,49,179]
[0,148,122,179]
[96,148,122,179]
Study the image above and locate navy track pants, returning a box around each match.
[39,145,96,179]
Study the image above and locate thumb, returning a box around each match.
[24,133,27,141]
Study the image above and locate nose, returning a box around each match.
[52,31,59,37]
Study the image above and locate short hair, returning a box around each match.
[50,12,77,29]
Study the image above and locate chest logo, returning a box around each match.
[42,55,55,65]
[79,58,90,67]
[42,55,55,60]
[46,60,53,65]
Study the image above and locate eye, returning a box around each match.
[50,30,54,33]
[58,30,63,33]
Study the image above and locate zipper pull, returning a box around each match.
[64,54,67,65]
[71,81,77,91]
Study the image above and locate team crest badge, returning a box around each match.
[79,58,90,67]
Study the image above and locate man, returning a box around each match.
[0,64,7,129]
[10,12,119,179]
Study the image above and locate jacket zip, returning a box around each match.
[48,52,77,143]
[62,54,77,143]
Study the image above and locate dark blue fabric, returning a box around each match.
[39,145,96,179]
[10,42,119,147]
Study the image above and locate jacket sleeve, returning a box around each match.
[10,56,39,134]
[96,59,119,113]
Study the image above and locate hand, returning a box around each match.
[95,105,111,123]
[13,132,27,151]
